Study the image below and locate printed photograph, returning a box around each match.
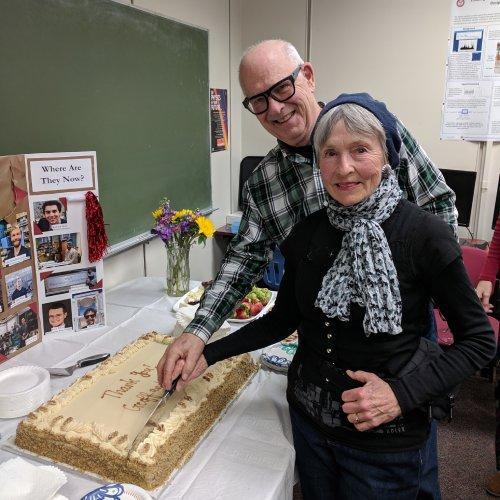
[72,288,104,331]
[5,266,33,308]
[43,266,97,297]
[1,222,32,268]
[33,198,68,232]
[42,299,73,333]
[35,233,81,270]
[0,307,39,358]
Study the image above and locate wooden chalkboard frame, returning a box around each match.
[0,0,211,247]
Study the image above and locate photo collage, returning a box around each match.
[0,154,41,361]
[26,152,105,337]
[0,152,105,363]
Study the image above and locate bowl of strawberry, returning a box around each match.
[231,286,274,322]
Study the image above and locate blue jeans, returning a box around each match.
[290,407,441,499]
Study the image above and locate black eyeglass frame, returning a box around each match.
[242,64,303,115]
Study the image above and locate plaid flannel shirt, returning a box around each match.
[185,120,458,342]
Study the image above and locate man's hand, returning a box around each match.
[341,370,401,432]
[156,332,205,390]
[476,280,494,312]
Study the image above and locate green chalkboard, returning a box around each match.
[0,0,210,245]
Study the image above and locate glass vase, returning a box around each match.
[165,238,191,296]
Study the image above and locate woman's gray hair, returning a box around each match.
[313,103,388,162]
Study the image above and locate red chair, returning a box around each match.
[461,246,488,286]
[436,245,498,347]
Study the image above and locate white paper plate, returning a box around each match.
[0,366,49,397]
[172,285,205,312]
[0,366,51,418]
[228,291,277,324]
[81,483,152,500]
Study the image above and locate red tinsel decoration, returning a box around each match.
[85,191,108,262]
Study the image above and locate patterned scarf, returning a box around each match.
[315,167,403,336]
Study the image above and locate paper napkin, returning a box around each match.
[0,457,67,500]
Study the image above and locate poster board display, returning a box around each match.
[0,152,105,363]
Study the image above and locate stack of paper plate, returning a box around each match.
[0,366,51,418]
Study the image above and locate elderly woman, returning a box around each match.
[184,94,496,498]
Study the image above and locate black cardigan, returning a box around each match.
[205,200,496,450]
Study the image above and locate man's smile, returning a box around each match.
[272,110,295,124]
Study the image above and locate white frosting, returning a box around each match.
[23,334,250,464]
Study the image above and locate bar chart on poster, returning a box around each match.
[0,0,211,246]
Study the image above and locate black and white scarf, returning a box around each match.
[315,167,403,336]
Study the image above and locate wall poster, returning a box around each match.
[210,88,229,152]
[442,0,500,140]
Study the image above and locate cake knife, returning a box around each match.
[127,375,181,456]
[47,353,110,377]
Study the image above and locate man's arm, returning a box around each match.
[395,120,458,237]
[157,183,273,389]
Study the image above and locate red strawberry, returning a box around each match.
[250,301,263,317]
[234,302,251,319]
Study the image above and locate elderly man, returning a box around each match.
[6,226,30,260]
[157,39,457,390]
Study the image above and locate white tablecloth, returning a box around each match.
[0,277,295,500]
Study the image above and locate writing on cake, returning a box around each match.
[100,363,163,412]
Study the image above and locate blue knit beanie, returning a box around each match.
[312,93,401,169]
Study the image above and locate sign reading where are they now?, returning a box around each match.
[28,155,96,194]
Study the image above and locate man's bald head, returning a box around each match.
[239,40,303,93]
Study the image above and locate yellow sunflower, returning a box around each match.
[196,216,215,238]
[152,208,163,219]
[172,209,195,221]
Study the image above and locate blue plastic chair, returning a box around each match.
[263,246,285,291]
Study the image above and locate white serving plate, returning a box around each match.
[173,287,277,324]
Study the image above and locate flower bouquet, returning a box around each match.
[151,199,215,296]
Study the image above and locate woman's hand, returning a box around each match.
[175,354,208,391]
[476,280,494,312]
[341,370,401,432]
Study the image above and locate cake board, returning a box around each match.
[2,367,261,498]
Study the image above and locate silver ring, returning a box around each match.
[354,413,360,424]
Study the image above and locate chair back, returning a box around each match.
[263,246,285,291]
[238,156,264,210]
[461,245,488,286]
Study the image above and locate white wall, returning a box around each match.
[310,0,498,240]
[239,0,309,158]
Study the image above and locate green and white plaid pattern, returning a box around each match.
[185,120,457,342]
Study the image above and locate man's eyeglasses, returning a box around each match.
[242,65,302,115]
[84,313,96,319]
